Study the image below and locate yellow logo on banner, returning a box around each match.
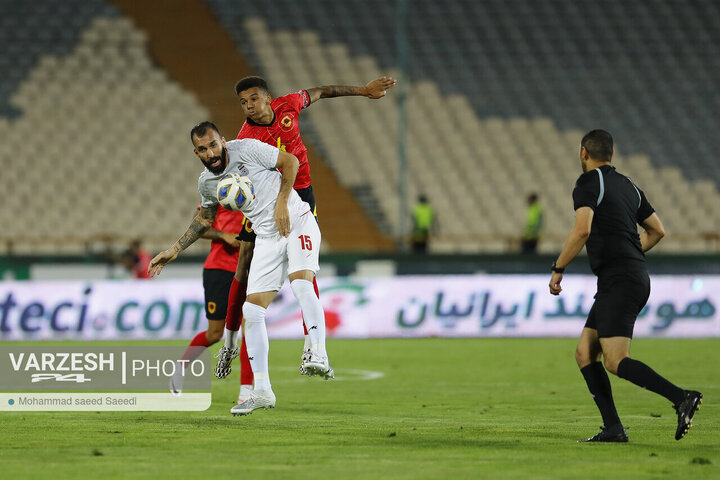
[208,302,216,314]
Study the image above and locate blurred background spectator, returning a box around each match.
[121,239,152,279]
[411,194,436,253]
[521,193,543,254]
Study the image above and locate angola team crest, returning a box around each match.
[279,113,295,132]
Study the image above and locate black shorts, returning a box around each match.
[295,185,317,218]
[202,268,235,320]
[584,269,650,338]
[235,216,256,243]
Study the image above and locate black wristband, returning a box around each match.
[551,261,565,274]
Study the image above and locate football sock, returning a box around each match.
[238,384,253,401]
[224,279,247,341]
[312,276,320,298]
[239,334,254,386]
[181,331,210,362]
[223,328,239,349]
[300,278,322,344]
[242,302,271,390]
[291,279,326,356]
[226,280,247,350]
[580,362,622,428]
[617,357,685,405]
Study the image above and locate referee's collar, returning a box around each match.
[590,164,614,173]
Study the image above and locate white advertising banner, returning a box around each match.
[0,275,717,341]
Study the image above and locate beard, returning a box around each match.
[203,146,228,175]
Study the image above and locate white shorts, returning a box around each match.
[246,212,321,295]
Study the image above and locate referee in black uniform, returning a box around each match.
[548,130,702,442]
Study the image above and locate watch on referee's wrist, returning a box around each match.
[551,261,565,274]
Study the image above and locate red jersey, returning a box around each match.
[131,250,152,279]
[204,206,246,272]
[237,91,312,189]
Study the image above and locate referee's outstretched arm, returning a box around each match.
[639,213,665,252]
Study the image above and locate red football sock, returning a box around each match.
[240,333,253,386]
[181,330,210,361]
[225,279,247,332]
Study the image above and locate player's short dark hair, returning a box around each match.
[581,129,613,162]
[190,121,220,142]
[235,76,269,96]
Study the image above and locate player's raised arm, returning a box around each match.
[273,150,299,237]
[306,76,397,103]
[148,205,218,277]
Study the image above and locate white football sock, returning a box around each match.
[303,334,311,352]
[291,279,326,357]
[238,384,252,400]
[242,302,271,390]
[224,328,239,349]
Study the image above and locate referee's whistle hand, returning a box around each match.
[549,273,563,295]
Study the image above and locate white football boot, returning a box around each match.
[303,352,334,380]
[230,389,276,416]
[237,385,253,405]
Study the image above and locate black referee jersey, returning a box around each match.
[572,165,655,275]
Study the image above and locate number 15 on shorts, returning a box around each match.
[299,235,313,250]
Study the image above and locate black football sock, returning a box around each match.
[580,362,622,429]
[617,357,685,405]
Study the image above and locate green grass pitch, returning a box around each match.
[0,338,717,479]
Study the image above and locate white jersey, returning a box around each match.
[198,139,310,236]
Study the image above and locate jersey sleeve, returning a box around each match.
[280,91,311,113]
[198,176,218,209]
[572,171,601,211]
[636,187,655,222]
[236,138,280,170]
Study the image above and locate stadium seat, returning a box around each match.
[0,3,210,255]
[6,0,720,254]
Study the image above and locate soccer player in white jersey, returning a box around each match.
[148,121,330,415]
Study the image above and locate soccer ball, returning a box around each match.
[217,173,255,211]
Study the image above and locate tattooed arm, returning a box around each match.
[306,76,397,104]
[148,205,218,277]
[188,207,242,248]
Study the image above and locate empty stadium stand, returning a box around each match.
[0,0,393,255]
[0,0,210,255]
[2,0,719,255]
[205,0,720,253]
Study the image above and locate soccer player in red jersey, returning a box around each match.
[216,76,396,398]
[170,204,252,395]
